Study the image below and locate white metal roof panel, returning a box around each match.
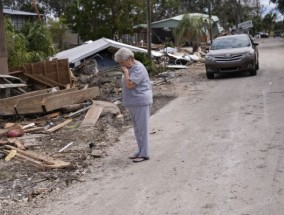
[3,8,38,16]
[54,38,162,67]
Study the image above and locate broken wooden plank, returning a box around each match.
[3,147,71,169]
[80,105,104,128]
[68,105,92,118]
[5,145,54,165]
[45,111,61,119]
[0,83,27,88]
[3,77,26,94]
[18,134,47,140]
[15,88,78,114]
[24,127,44,133]
[61,102,92,113]
[0,140,8,144]
[46,119,73,132]
[0,88,54,116]
[7,138,26,150]
[22,123,35,129]
[92,100,121,115]
[42,87,100,112]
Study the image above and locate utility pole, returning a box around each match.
[32,0,41,20]
[0,0,9,74]
[146,0,151,60]
[208,0,213,44]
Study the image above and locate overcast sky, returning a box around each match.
[259,0,283,20]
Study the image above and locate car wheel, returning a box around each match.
[256,60,259,70]
[250,69,257,76]
[206,72,214,79]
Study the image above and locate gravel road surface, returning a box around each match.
[20,38,284,215]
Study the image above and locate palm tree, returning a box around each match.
[174,14,205,52]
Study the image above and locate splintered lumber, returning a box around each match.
[4,145,71,169]
[68,105,92,118]
[0,83,27,88]
[15,88,77,114]
[0,129,9,137]
[0,88,53,116]
[7,138,26,150]
[42,87,100,112]
[80,105,103,128]
[79,101,121,128]
[92,100,121,115]
[46,119,73,132]
[4,123,15,128]
[45,111,61,119]
[61,102,92,113]
[0,140,8,144]
[22,123,35,129]
[24,127,44,133]
[5,145,53,165]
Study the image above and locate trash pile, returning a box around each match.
[0,38,206,213]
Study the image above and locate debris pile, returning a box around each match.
[0,38,206,213]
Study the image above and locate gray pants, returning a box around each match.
[127,105,151,158]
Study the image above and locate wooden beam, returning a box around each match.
[80,105,103,128]
[43,87,100,112]
[79,101,121,128]
[4,145,71,169]
[15,88,78,114]
[92,100,121,115]
[5,145,54,165]
[0,88,53,116]
[46,119,72,133]
[0,83,27,88]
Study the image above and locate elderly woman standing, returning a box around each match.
[114,48,153,163]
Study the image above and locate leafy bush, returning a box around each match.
[5,19,55,68]
[134,52,157,76]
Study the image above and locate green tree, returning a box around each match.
[21,21,54,57]
[152,0,181,21]
[5,19,55,67]
[3,0,75,17]
[174,14,205,48]
[63,0,145,41]
[49,18,67,51]
[263,12,277,35]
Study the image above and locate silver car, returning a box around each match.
[205,34,259,79]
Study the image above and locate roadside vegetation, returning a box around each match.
[1,0,284,69]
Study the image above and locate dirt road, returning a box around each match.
[20,38,284,215]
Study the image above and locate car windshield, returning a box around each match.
[210,35,251,50]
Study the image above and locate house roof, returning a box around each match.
[54,37,162,67]
[151,13,220,28]
[3,8,38,16]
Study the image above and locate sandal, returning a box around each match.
[129,153,140,159]
[133,157,149,163]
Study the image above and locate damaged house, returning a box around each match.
[53,37,162,70]
[150,13,224,45]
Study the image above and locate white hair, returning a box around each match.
[114,48,134,62]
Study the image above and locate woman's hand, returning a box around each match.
[121,66,136,89]
[121,66,128,75]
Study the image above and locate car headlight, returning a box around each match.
[243,50,254,58]
[205,55,215,62]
